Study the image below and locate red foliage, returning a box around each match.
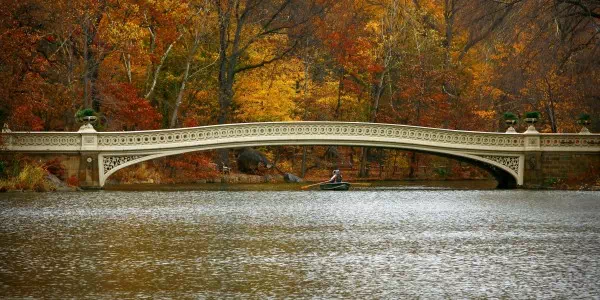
[165,153,219,182]
[367,63,385,74]
[9,105,45,131]
[183,117,199,127]
[0,2,51,132]
[66,175,79,187]
[101,82,162,131]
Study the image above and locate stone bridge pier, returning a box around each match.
[78,152,101,189]
[2,122,599,189]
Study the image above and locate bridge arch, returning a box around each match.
[99,138,522,188]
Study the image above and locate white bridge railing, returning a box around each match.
[3,121,599,153]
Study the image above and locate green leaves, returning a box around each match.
[503,112,518,120]
[74,108,97,122]
[525,111,541,119]
[577,113,590,121]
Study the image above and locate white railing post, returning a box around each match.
[1,124,11,147]
[523,132,541,151]
[78,124,98,151]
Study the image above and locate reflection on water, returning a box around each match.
[1,190,599,298]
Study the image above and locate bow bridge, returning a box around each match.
[2,122,599,189]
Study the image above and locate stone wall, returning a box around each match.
[524,152,600,188]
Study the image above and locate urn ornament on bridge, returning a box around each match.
[503,112,518,133]
[577,113,591,134]
[76,108,98,132]
[524,111,541,133]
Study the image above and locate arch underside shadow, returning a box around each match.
[100,140,523,189]
[407,150,517,189]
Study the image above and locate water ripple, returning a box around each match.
[0,190,599,298]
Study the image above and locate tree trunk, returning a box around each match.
[145,36,180,100]
[213,0,317,166]
[144,25,157,95]
[544,77,558,133]
[443,0,455,66]
[122,53,132,83]
[91,66,101,112]
[359,70,386,178]
[335,68,344,120]
[359,147,369,177]
[81,2,107,112]
[301,146,308,178]
[82,18,92,109]
[170,57,192,128]
[408,152,417,178]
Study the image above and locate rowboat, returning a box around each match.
[319,182,351,191]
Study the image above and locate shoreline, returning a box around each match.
[103,179,499,191]
[3,177,598,192]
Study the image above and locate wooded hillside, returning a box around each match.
[1,0,597,132]
[1,0,599,185]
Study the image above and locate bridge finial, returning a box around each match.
[579,126,591,134]
[1,123,10,133]
[78,123,97,133]
[524,125,538,134]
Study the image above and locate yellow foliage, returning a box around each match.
[365,20,381,33]
[0,163,55,192]
[473,110,496,120]
[111,163,164,184]
[17,164,47,190]
[234,56,303,122]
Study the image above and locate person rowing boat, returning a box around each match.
[301,169,351,190]
[329,169,343,183]
[321,169,350,190]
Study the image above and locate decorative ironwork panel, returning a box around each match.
[480,155,520,174]
[103,155,147,175]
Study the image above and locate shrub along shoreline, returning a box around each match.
[0,159,80,192]
[0,163,56,192]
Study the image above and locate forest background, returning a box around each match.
[0,0,598,185]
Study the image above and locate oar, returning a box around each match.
[301,181,329,190]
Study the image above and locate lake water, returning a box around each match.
[1,189,599,298]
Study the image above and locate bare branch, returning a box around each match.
[235,40,298,73]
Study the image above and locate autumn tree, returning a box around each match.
[0,0,59,130]
[213,0,327,124]
[169,0,217,128]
